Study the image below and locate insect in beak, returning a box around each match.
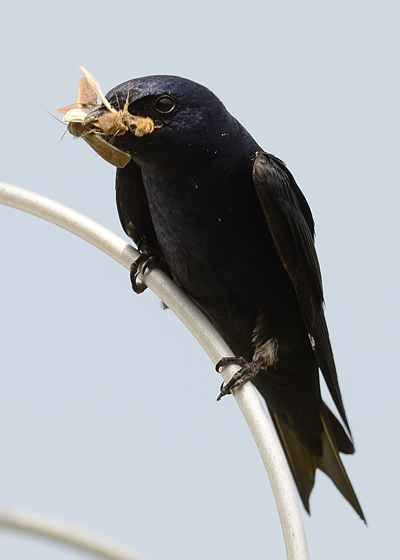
[57,65,155,168]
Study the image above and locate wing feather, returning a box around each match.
[116,160,169,272]
[252,152,350,432]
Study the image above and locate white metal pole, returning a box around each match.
[0,182,309,560]
[0,510,152,560]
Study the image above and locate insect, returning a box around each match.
[57,65,155,168]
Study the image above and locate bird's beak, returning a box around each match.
[84,107,104,123]
[73,104,155,168]
[84,103,155,139]
[67,105,132,169]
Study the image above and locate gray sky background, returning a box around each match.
[1,1,399,558]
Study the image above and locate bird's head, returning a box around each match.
[81,74,236,172]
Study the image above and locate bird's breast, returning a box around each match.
[140,167,291,357]
[141,168,267,291]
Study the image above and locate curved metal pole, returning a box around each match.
[0,182,309,560]
[0,509,152,560]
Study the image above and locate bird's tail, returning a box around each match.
[269,403,365,521]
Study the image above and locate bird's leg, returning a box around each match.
[130,237,156,294]
[216,356,264,401]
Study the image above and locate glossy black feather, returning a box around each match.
[99,75,364,520]
[252,152,350,433]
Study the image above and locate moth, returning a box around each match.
[58,65,155,168]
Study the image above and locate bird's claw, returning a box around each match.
[130,252,155,294]
[216,356,264,401]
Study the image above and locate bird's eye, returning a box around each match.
[155,95,175,113]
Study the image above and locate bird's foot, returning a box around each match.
[130,240,156,294]
[216,356,264,401]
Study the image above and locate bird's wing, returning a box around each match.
[252,151,350,432]
[116,160,169,272]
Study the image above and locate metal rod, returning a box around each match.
[0,181,309,560]
[0,510,152,560]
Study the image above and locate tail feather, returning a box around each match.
[270,411,316,513]
[318,411,365,521]
[323,403,354,454]
[270,405,365,521]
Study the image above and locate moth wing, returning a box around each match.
[76,76,98,107]
[78,64,113,112]
[83,134,131,168]
[62,107,92,123]
[57,103,79,115]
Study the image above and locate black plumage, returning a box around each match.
[87,75,364,520]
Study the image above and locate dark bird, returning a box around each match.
[83,75,364,520]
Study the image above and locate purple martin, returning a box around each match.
[85,75,364,520]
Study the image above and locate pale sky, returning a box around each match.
[1,1,399,559]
